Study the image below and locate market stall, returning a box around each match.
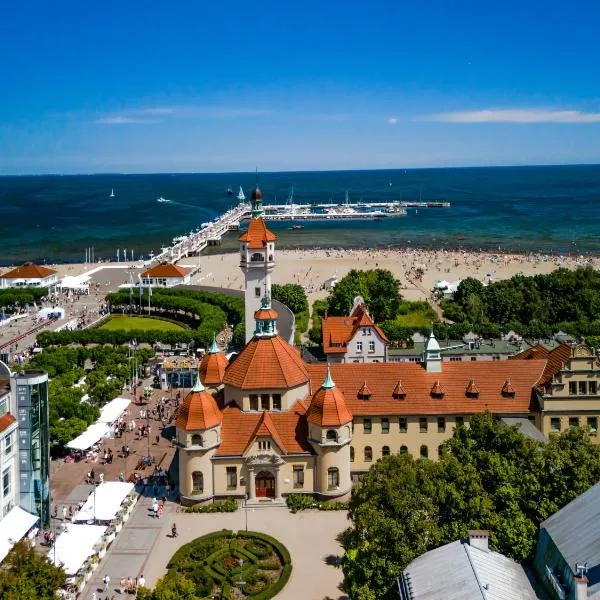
[73,482,135,523]
[0,506,39,563]
[98,397,130,425]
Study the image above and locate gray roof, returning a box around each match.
[501,418,548,443]
[541,482,600,578]
[399,539,540,600]
[389,339,527,357]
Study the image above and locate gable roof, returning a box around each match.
[216,402,312,456]
[512,342,571,391]
[399,538,538,600]
[306,360,547,416]
[141,262,191,278]
[321,306,388,355]
[541,482,600,578]
[223,335,309,390]
[238,217,277,249]
[1,263,56,279]
[244,411,287,454]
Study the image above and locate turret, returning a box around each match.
[424,329,442,373]
[176,370,223,504]
[199,333,229,390]
[239,184,277,343]
[307,368,352,498]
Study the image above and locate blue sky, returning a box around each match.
[2,0,600,174]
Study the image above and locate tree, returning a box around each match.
[328,269,401,323]
[0,540,64,600]
[271,284,308,315]
[341,412,600,599]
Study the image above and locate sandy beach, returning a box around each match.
[194,248,600,304]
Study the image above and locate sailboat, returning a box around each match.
[237,186,246,202]
[226,186,233,196]
[110,188,115,198]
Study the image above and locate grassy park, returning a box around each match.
[98,316,186,332]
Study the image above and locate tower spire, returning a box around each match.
[251,172,264,219]
[192,366,205,392]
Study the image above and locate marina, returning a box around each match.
[152,189,450,263]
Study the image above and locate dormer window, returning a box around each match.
[465,379,480,398]
[358,381,371,400]
[501,379,516,397]
[326,429,338,442]
[191,434,203,446]
[430,380,445,398]
[392,380,406,400]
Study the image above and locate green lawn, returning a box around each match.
[98,316,185,332]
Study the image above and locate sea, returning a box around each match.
[0,165,599,266]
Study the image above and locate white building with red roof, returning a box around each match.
[140,261,191,287]
[0,262,58,289]
[321,296,388,363]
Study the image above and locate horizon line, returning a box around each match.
[1,161,600,177]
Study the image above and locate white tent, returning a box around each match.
[66,422,111,451]
[98,397,130,425]
[59,275,90,291]
[38,306,65,319]
[49,524,106,575]
[0,506,39,563]
[73,482,135,523]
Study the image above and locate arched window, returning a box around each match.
[191,434,202,446]
[251,252,263,262]
[191,471,203,494]
[400,445,408,454]
[326,429,337,442]
[382,445,390,457]
[420,445,428,458]
[327,467,339,489]
[350,446,354,462]
[364,446,373,462]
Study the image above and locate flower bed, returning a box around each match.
[285,493,348,512]
[159,530,292,599]
[183,498,238,513]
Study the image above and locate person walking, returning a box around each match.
[137,573,145,589]
[103,574,110,592]
[62,506,67,521]
[171,523,178,538]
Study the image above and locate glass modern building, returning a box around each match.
[14,370,50,527]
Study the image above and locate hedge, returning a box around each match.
[183,498,238,513]
[248,564,292,600]
[286,493,348,512]
[237,531,291,566]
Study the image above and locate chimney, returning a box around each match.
[468,530,489,551]
[574,576,588,600]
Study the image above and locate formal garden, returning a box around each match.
[139,530,292,600]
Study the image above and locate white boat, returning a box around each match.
[110,189,115,198]
[237,186,246,202]
[157,196,170,203]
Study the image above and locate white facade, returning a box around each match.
[240,241,275,343]
[140,273,191,288]
[0,273,57,289]
[344,327,387,363]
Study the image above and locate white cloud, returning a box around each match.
[387,117,398,125]
[423,109,600,123]
[94,116,160,125]
[139,107,176,115]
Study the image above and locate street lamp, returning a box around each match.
[236,558,246,588]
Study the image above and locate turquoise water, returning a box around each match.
[0,165,599,265]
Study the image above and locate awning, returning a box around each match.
[73,482,135,523]
[49,524,106,575]
[98,397,130,425]
[66,422,111,451]
[0,506,39,563]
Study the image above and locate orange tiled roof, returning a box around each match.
[321,305,388,354]
[199,352,229,386]
[512,342,572,391]
[238,217,276,249]
[430,380,445,397]
[307,385,352,427]
[223,336,309,390]
[1,262,56,279]
[254,307,279,321]
[501,379,516,396]
[141,262,191,278]
[0,413,16,434]
[216,402,312,456]
[244,411,287,454]
[176,389,222,431]
[306,360,547,416]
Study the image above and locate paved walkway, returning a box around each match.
[82,500,349,600]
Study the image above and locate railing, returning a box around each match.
[545,565,566,600]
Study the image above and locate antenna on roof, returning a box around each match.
[576,563,589,577]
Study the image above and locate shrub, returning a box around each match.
[183,498,238,513]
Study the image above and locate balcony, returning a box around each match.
[545,565,566,600]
